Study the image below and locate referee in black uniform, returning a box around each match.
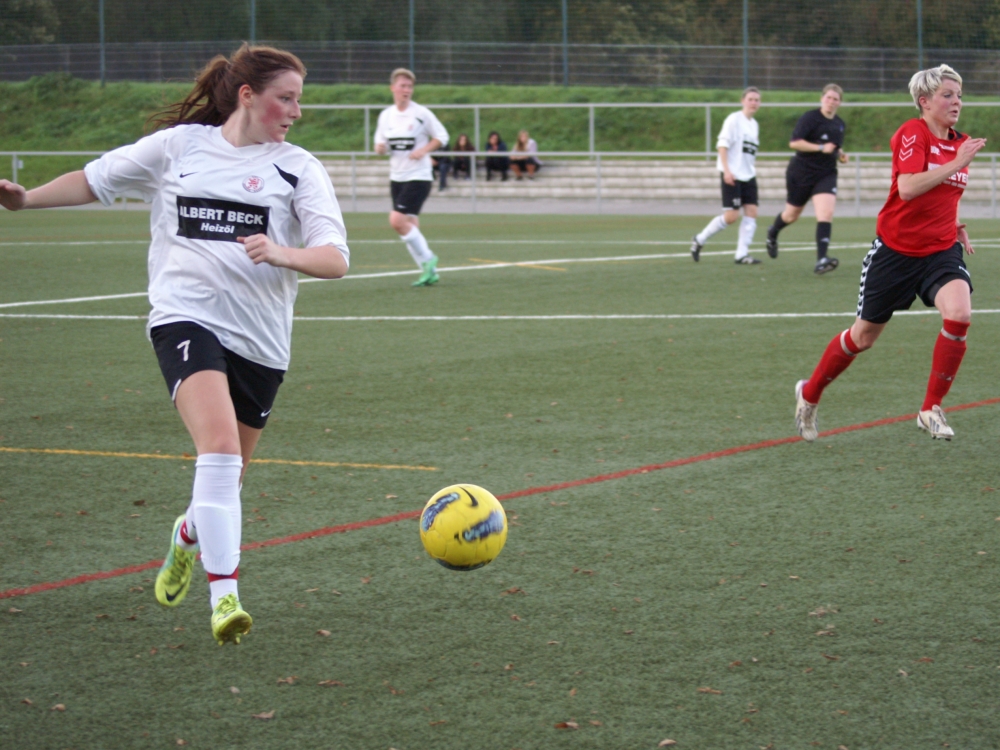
[766,84,848,274]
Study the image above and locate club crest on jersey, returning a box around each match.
[243,175,265,193]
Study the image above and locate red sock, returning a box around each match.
[207,569,239,583]
[802,328,861,404]
[179,520,196,546]
[922,319,969,411]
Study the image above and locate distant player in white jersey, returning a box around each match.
[0,45,350,646]
[691,87,763,265]
[374,68,450,286]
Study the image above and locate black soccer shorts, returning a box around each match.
[720,176,758,209]
[856,238,972,324]
[150,321,285,429]
[786,165,838,208]
[390,180,433,215]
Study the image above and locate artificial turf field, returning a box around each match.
[2,209,999,750]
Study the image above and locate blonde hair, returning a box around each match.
[909,65,962,111]
[390,68,416,85]
[822,83,843,98]
[742,86,760,99]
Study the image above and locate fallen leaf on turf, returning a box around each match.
[873,618,885,624]
[624,630,634,635]
[276,676,297,685]
[916,657,934,663]
[9,608,22,614]
[18,662,29,667]
[658,740,677,747]
[229,686,240,694]
[429,720,448,726]
[305,588,319,593]
[51,704,65,711]
[697,687,722,694]
[815,629,835,637]
[803,668,814,673]
[168,644,184,650]
[569,688,577,696]
[331,590,342,596]
[318,680,344,687]
[20,699,33,705]
[547,641,560,645]
[729,661,743,668]
[96,614,109,619]
[385,494,398,499]
[789,575,800,580]
[176,741,187,746]
[77,510,88,515]
[809,606,838,617]
[838,746,849,749]
[554,721,579,729]
[822,653,840,661]
[590,720,602,726]
[361,576,371,584]
[316,629,331,637]
[252,710,275,720]
[500,587,525,596]
[510,614,522,621]
[149,648,157,655]
[504,663,514,670]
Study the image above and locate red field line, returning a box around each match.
[3,397,997,601]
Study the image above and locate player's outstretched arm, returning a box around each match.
[238,235,349,279]
[898,138,987,200]
[1,171,97,211]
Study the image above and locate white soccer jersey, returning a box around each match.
[84,124,349,370]
[373,101,449,182]
[716,111,759,181]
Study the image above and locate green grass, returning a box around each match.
[2,210,1000,748]
[6,74,1000,188]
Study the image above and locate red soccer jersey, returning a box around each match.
[876,118,968,256]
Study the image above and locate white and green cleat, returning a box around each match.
[211,593,253,646]
[412,256,440,286]
[154,515,196,607]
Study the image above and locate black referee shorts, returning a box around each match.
[856,238,972,324]
[786,164,838,207]
[721,177,758,210]
[150,321,285,429]
[390,180,432,215]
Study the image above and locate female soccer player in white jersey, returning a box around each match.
[690,87,763,265]
[374,68,450,286]
[0,45,350,645]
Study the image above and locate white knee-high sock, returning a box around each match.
[696,214,730,245]
[401,226,435,268]
[189,453,243,606]
[736,216,757,259]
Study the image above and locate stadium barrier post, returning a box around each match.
[991,154,997,219]
[589,106,595,156]
[596,153,602,214]
[11,153,17,184]
[470,151,477,214]
[364,108,370,154]
[351,153,357,213]
[854,153,861,217]
[474,107,480,152]
[705,105,712,161]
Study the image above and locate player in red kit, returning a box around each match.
[793,65,986,441]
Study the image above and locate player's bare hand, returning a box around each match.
[239,234,289,267]
[722,172,736,186]
[408,148,427,161]
[838,150,849,164]
[0,180,28,211]
[955,137,987,168]
[957,223,974,255]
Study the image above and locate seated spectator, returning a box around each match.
[431,142,451,190]
[484,131,509,181]
[450,133,475,180]
[510,130,542,180]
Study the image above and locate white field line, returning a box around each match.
[6,310,1000,322]
[4,241,999,310]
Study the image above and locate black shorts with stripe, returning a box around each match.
[856,238,971,324]
[390,180,432,215]
[720,176,758,209]
[785,161,838,207]
[150,321,285,429]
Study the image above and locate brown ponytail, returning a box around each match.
[148,43,306,131]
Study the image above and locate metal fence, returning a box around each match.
[6,150,1000,218]
[4,40,1000,92]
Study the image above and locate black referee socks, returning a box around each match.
[816,221,832,259]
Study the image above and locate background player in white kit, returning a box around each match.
[374,68,450,287]
[0,45,350,646]
[690,87,763,265]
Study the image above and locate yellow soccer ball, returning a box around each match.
[419,484,508,570]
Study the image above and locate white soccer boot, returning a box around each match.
[794,379,819,442]
[917,404,954,440]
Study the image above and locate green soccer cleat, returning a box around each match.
[411,256,440,287]
[211,593,253,646]
[154,515,196,608]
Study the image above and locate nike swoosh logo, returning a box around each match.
[179,172,197,178]
[165,590,180,602]
[260,409,272,418]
